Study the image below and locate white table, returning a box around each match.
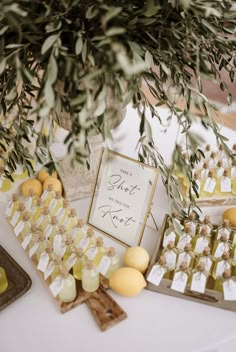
[1,106,236,352]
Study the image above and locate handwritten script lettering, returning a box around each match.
[98,205,135,229]
[107,174,140,195]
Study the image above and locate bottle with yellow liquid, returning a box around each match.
[41,184,56,206]
[82,260,99,293]
[189,262,208,294]
[214,268,232,293]
[212,251,232,280]
[147,255,170,286]
[204,144,211,160]
[192,226,211,255]
[48,191,63,214]
[72,219,86,243]
[212,233,231,259]
[58,267,77,303]
[63,208,77,230]
[163,221,179,248]
[171,261,190,293]
[215,170,232,196]
[177,224,193,251]
[200,171,216,198]
[162,241,178,271]
[200,162,210,181]
[216,219,231,241]
[208,152,218,169]
[23,188,39,211]
[37,240,54,274]
[72,248,86,280]
[63,235,76,262]
[34,232,47,262]
[77,227,96,253]
[10,202,26,227]
[176,243,195,270]
[0,166,11,192]
[31,198,44,223]
[37,206,51,231]
[85,237,106,266]
[217,144,227,162]
[197,215,213,237]
[231,159,236,195]
[52,225,68,258]
[49,255,63,282]
[56,199,70,224]
[16,211,31,241]
[215,160,224,179]
[46,216,59,241]
[22,223,40,252]
[184,212,197,237]
[196,246,214,275]
[99,247,121,279]
[0,266,8,294]
[6,193,20,218]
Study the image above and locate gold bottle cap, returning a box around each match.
[51,216,58,225]
[197,262,205,272]
[43,206,50,215]
[19,203,25,211]
[76,248,83,257]
[223,269,232,279]
[184,243,192,252]
[107,247,115,257]
[47,184,54,192]
[77,219,84,228]
[12,193,18,202]
[167,241,174,250]
[180,261,188,271]
[96,237,103,247]
[222,251,230,260]
[159,256,167,266]
[87,228,94,237]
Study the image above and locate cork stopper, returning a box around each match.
[19,202,25,212]
[46,241,53,253]
[12,193,18,202]
[31,223,37,232]
[205,144,211,152]
[22,211,30,221]
[77,219,84,228]
[65,235,73,245]
[172,211,178,218]
[204,215,211,224]
[219,144,223,151]
[197,262,205,272]
[36,198,42,206]
[222,251,230,260]
[107,247,115,257]
[189,212,196,221]
[223,170,228,177]
[38,232,45,241]
[232,159,236,166]
[233,144,236,151]
[159,255,167,266]
[43,206,50,215]
[210,152,216,159]
[203,246,211,256]
[63,199,69,208]
[47,184,54,192]
[182,153,188,161]
[28,188,34,197]
[54,255,61,264]
[223,269,232,279]
[51,216,58,225]
[59,225,65,234]
[220,233,228,242]
[193,172,199,180]
[200,226,208,237]
[184,224,191,234]
[87,228,94,237]
[203,162,208,169]
[61,267,69,278]
[184,243,192,252]
[86,260,94,270]
[75,247,83,257]
[55,191,61,199]
[167,241,175,250]
[179,261,188,271]
[222,219,229,228]
[208,170,213,178]
[70,208,76,217]
[96,237,103,247]
[217,160,222,168]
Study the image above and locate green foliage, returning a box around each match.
[0,0,235,211]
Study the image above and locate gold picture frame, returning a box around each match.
[87,148,159,247]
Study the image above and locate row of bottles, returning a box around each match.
[147,212,236,300]
[5,188,121,302]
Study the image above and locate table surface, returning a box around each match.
[1,105,236,352]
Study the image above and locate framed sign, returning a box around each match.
[87,149,159,247]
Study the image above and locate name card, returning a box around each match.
[87,149,159,247]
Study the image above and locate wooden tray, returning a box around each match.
[146,215,236,312]
[0,245,32,311]
[6,219,127,331]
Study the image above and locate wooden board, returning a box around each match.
[145,215,236,312]
[6,218,127,331]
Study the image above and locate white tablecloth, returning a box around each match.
[1,105,236,352]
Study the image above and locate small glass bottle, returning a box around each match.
[86,236,106,266]
[196,246,213,274]
[57,199,70,223]
[48,191,63,214]
[37,240,54,273]
[176,243,195,269]
[189,262,208,294]
[171,261,190,293]
[52,225,68,257]
[217,144,227,163]
[35,232,47,262]
[21,223,39,251]
[171,211,184,230]
[214,268,232,293]
[16,211,31,241]
[72,219,86,243]
[212,233,231,259]
[177,224,193,251]
[197,215,213,237]
[6,193,20,218]
[212,251,232,280]
[50,255,63,282]
[147,255,169,286]
[63,208,77,230]
[24,188,38,211]
[37,206,51,231]
[201,171,217,198]
[204,144,211,160]
[72,248,86,280]
[184,212,197,237]
[63,235,76,262]
[0,266,8,294]
[200,162,209,181]
[31,198,44,223]
[77,227,96,252]
[162,221,178,248]
[82,260,99,293]
[162,241,178,271]
[215,160,224,179]
[216,219,231,241]
[58,267,77,303]
[46,216,59,241]
[216,170,232,196]
[208,152,218,169]
[10,202,25,227]
[192,226,211,255]
[41,184,56,205]
[100,247,121,279]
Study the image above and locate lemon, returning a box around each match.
[21,178,43,197]
[109,267,146,297]
[37,168,58,184]
[222,208,236,227]
[123,246,150,273]
[43,177,62,193]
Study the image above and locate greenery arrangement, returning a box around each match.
[0,0,235,211]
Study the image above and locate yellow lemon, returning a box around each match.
[21,178,43,197]
[43,177,62,193]
[222,208,236,227]
[37,168,58,184]
[109,267,146,297]
[123,246,150,273]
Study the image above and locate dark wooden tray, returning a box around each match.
[0,245,32,311]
